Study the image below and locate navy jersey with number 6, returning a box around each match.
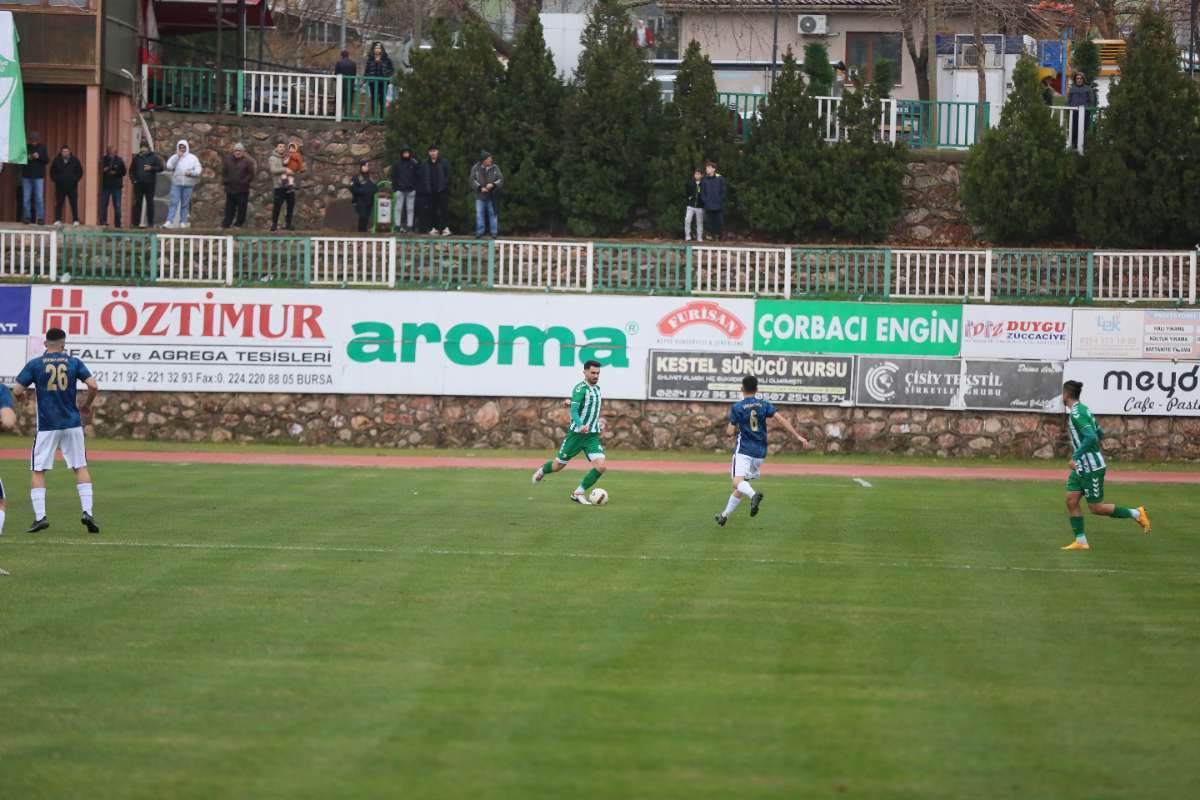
[730,396,776,458]
[16,353,93,431]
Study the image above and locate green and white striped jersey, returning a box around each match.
[570,380,602,433]
[1068,401,1106,474]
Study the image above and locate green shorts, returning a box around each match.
[556,431,604,463]
[1066,468,1106,503]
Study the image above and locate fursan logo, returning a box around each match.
[347,321,628,367]
[656,301,746,339]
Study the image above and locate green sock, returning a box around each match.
[1070,517,1085,540]
[1111,506,1135,519]
[580,468,601,491]
[541,461,554,474]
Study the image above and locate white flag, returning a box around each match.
[0,11,27,164]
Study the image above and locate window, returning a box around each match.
[845,32,902,84]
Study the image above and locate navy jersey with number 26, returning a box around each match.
[730,396,776,458]
[16,353,93,431]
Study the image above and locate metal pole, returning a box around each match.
[339,0,347,51]
[215,0,224,110]
[770,0,780,87]
[258,0,266,68]
[1190,0,1198,76]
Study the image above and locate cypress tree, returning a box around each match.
[739,50,825,240]
[645,40,737,235]
[492,12,565,232]
[1071,38,1101,84]
[386,20,503,231]
[961,55,1076,244]
[803,42,835,96]
[557,0,662,236]
[1076,9,1200,248]
[825,76,905,242]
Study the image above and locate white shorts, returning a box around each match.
[30,427,88,471]
[731,453,765,480]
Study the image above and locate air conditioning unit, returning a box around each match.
[797,15,827,36]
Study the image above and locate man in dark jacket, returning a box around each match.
[470,150,504,238]
[700,161,727,241]
[423,145,451,235]
[333,49,357,112]
[49,145,84,226]
[21,130,49,224]
[388,145,420,233]
[220,143,257,229]
[350,159,377,233]
[684,168,704,241]
[130,141,164,228]
[99,146,127,227]
[1066,71,1098,150]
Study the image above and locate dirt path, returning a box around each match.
[2,449,1197,484]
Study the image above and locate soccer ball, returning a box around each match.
[589,488,609,506]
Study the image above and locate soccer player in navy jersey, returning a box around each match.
[715,375,809,527]
[13,327,101,534]
[0,384,17,535]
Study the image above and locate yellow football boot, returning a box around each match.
[1061,540,1091,551]
[1136,506,1151,534]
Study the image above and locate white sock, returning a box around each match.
[31,488,46,520]
[737,480,756,498]
[0,509,5,534]
[1130,508,1142,520]
[574,485,586,495]
[78,483,94,515]
[722,494,742,517]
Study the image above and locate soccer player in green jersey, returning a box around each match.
[532,360,607,505]
[1061,380,1151,550]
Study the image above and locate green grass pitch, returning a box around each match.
[1,457,1198,799]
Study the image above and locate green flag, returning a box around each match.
[0,11,27,165]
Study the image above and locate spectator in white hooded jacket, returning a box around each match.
[164,139,202,228]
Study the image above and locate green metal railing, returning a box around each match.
[59,230,156,283]
[396,238,490,288]
[236,236,311,285]
[791,248,890,298]
[593,243,689,294]
[992,250,1091,302]
[716,92,765,137]
[896,100,990,149]
[342,76,395,122]
[144,65,222,114]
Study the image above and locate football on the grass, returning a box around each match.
[589,488,609,505]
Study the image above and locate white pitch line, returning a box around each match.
[0,538,1163,578]
[0,566,9,576]
[853,478,874,488]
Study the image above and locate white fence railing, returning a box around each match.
[0,229,56,281]
[3,228,1197,304]
[1049,106,1087,154]
[892,249,992,302]
[157,235,233,285]
[241,70,342,119]
[311,237,396,285]
[1094,251,1197,304]
[815,96,899,144]
[493,240,593,292]
[692,246,791,297]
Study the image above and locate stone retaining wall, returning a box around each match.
[26,392,1197,462]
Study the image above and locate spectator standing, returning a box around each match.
[633,19,655,50]
[99,146,127,227]
[350,159,377,233]
[683,168,704,241]
[49,146,84,226]
[1066,71,1098,149]
[364,41,394,118]
[334,49,357,113]
[268,140,296,231]
[130,141,164,228]
[21,130,48,225]
[164,139,202,228]
[700,161,727,241]
[388,144,419,233]
[220,143,256,229]
[470,150,503,238]
[424,145,451,235]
